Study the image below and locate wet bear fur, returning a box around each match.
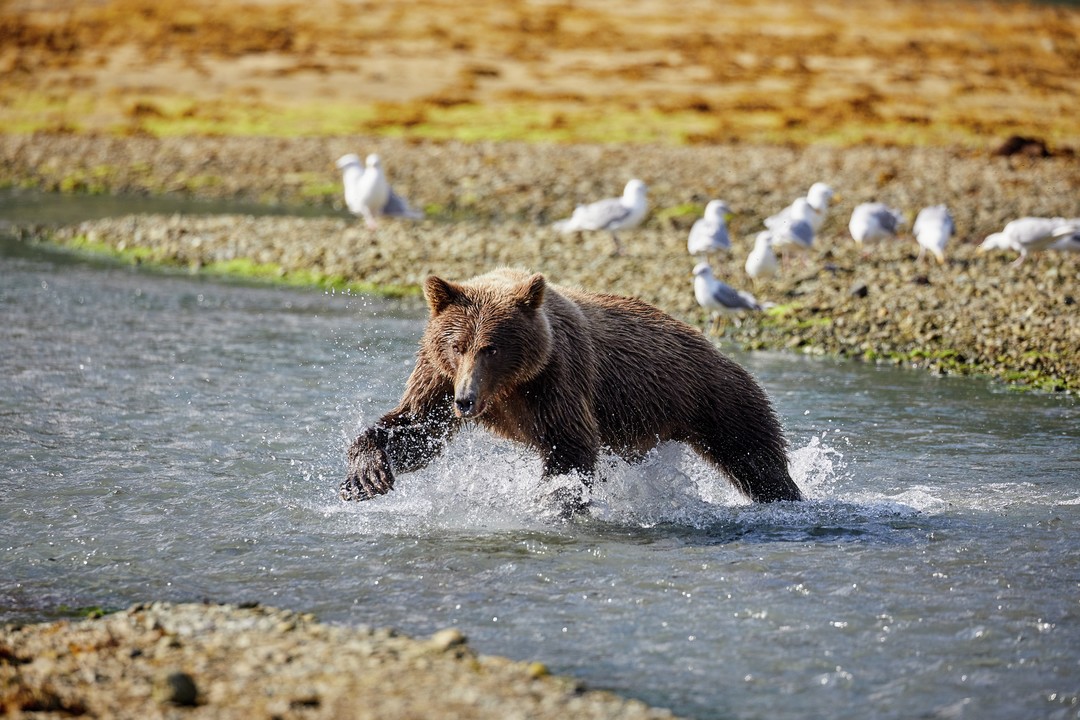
[342,268,803,511]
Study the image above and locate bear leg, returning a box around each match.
[342,396,460,502]
[690,438,804,503]
[537,438,599,518]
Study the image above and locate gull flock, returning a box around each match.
[336,152,1078,331]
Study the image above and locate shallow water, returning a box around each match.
[1,233,1078,720]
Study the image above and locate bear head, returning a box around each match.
[423,272,554,419]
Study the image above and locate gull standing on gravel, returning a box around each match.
[687,200,732,259]
[745,230,780,284]
[769,182,836,234]
[912,204,955,265]
[765,197,815,265]
[1050,222,1080,252]
[336,153,423,229]
[848,202,905,250]
[978,216,1079,266]
[552,179,648,256]
[693,261,761,331]
[804,182,837,233]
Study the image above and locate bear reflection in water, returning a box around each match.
[342,268,803,517]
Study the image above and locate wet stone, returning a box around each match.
[153,670,198,706]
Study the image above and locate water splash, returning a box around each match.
[789,434,849,499]
[314,430,888,535]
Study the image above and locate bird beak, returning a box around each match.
[724,212,734,223]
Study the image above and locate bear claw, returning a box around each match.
[339,467,394,502]
[338,477,372,502]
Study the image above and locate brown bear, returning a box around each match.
[341,268,803,513]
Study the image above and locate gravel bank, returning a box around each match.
[0,602,677,719]
[28,208,1080,393]
[5,133,1079,390]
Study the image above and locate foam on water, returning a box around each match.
[307,424,939,541]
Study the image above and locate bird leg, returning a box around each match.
[360,209,379,230]
[610,232,625,257]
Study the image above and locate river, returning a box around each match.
[1,209,1077,720]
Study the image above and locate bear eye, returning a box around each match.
[480,346,497,356]
[451,341,466,356]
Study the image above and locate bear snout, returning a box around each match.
[454,395,478,417]
[453,389,487,418]
[453,361,489,418]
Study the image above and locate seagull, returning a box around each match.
[687,200,732,258]
[693,261,761,331]
[768,182,836,234]
[765,197,815,266]
[805,182,837,233]
[848,202,905,249]
[745,231,779,284]
[912,204,955,265]
[1050,222,1080,252]
[336,153,423,229]
[552,179,648,256]
[978,216,1077,266]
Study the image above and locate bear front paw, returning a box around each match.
[340,449,395,502]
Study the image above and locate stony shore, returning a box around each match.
[5,134,1078,391]
[0,602,677,719]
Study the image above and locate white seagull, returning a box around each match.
[745,231,780,284]
[336,153,423,229]
[912,204,955,265]
[693,261,761,331]
[552,179,648,256]
[978,216,1078,266]
[766,196,815,260]
[849,202,905,249]
[1050,222,1080,252]
[805,182,837,233]
[687,200,732,258]
[768,182,836,234]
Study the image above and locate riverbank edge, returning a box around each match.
[4,132,1078,394]
[0,601,679,719]
[12,220,1077,395]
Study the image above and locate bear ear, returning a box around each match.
[424,275,463,315]
[514,273,546,310]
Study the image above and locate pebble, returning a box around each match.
[429,628,468,652]
[153,670,199,706]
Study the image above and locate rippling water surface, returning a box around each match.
[2,233,1078,720]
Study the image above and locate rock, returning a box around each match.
[992,135,1051,158]
[429,628,468,652]
[153,670,199,706]
[528,662,551,679]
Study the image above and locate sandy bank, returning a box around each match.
[1,602,677,719]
